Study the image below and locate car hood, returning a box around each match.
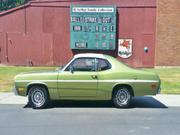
[14,70,59,80]
[18,70,57,75]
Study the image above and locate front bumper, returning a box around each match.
[12,86,26,96]
[12,86,18,95]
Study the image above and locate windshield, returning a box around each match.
[61,57,74,71]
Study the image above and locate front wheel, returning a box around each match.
[112,87,132,108]
[28,86,49,109]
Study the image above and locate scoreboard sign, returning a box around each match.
[70,5,116,50]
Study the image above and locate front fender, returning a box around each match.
[26,81,48,95]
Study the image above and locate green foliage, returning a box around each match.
[0,66,56,92]
[0,0,27,12]
[145,68,180,94]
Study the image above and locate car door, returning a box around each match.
[58,57,98,98]
[96,58,113,98]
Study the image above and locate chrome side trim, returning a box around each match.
[15,79,159,83]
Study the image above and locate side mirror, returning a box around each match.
[55,65,64,71]
[69,66,74,73]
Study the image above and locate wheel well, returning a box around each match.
[112,84,134,98]
[27,84,49,97]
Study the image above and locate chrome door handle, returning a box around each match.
[91,75,98,79]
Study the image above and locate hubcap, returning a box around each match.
[31,89,45,107]
[116,88,130,105]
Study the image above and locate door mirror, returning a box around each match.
[69,66,74,73]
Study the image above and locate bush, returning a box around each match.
[0,0,27,12]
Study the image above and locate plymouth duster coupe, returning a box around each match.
[14,53,161,109]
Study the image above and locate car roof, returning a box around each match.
[74,53,106,59]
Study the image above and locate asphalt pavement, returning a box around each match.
[1,92,180,107]
[0,93,180,135]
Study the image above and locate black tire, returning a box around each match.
[112,86,132,108]
[28,86,49,109]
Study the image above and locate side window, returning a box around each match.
[66,58,95,72]
[97,59,111,71]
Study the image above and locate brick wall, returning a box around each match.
[156,0,180,66]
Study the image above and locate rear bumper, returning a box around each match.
[157,79,161,94]
[157,87,161,94]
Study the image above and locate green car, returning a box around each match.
[14,53,161,109]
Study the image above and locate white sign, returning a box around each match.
[72,7,114,13]
[118,39,133,58]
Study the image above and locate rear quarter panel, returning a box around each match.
[97,55,160,99]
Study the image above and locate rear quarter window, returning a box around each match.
[97,58,111,71]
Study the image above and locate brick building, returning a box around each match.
[0,0,179,67]
[156,0,180,66]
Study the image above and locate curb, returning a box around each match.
[0,92,27,104]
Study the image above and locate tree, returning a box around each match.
[0,0,28,12]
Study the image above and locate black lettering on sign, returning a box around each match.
[95,26,99,32]
[84,17,97,23]
[73,25,82,31]
[71,17,81,22]
[75,42,87,48]
[102,26,107,32]
[84,26,91,32]
[110,26,114,32]
[102,17,111,23]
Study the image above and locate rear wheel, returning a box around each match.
[112,86,132,108]
[28,86,49,109]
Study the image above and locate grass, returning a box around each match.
[0,66,180,94]
[145,68,180,94]
[0,66,56,92]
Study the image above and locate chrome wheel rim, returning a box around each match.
[116,88,130,106]
[31,89,45,107]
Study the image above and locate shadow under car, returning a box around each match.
[24,96,167,109]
